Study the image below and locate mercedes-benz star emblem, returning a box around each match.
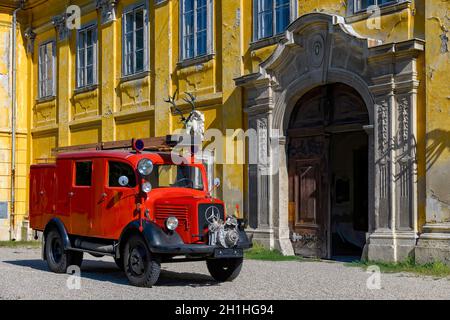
[205,206,221,224]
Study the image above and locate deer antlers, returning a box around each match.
[165,90,187,123]
[183,92,197,112]
[165,91,198,123]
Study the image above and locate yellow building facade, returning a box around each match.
[0,0,449,264]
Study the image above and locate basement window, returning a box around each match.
[76,24,98,88]
[38,41,55,99]
[122,4,148,76]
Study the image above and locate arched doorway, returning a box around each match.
[287,83,369,260]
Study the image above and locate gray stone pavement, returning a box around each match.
[0,247,449,300]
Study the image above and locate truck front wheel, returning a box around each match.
[124,235,161,287]
[206,257,243,282]
[45,230,83,273]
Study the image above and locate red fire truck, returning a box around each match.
[29,138,251,287]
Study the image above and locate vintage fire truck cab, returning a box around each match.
[29,139,252,287]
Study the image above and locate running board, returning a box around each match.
[68,247,115,257]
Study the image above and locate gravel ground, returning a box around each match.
[0,247,449,300]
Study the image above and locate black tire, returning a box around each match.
[124,235,160,287]
[114,257,124,271]
[206,257,243,282]
[45,230,83,273]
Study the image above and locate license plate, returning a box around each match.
[214,248,243,258]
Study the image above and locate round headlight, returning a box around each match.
[165,217,179,231]
[142,181,152,193]
[137,159,153,176]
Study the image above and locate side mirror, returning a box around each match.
[207,178,221,196]
[118,176,129,187]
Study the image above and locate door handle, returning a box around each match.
[101,193,107,198]
[68,192,74,197]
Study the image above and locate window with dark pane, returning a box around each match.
[109,161,137,188]
[355,0,396,11]
[254,0,291,41]
[75,161,92,186]
[38,42,55,98]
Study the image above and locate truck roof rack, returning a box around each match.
[52,135,181,155]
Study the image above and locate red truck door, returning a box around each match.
[70,160,94,236]
[98,160,138,239]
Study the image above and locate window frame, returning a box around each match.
[76,23,98,89]
[122,2,149,77]
[38,40,56,99]
[253,0,296,42]
[107,160,138,189]
[179,0,214,61]
[353,0,399,13]
[74,161,93,187]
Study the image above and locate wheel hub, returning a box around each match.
[130,247,146,275]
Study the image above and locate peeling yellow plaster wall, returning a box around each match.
[425,0,450,223]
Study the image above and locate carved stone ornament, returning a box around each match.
[24,27,36,55]
[52,15,69,41]
[257,118,268,165]
[398,97,409,147]
[310,34,325,68]
[377,100,388,154]
[96,0,119,25]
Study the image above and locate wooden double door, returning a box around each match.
[288,135,330,258]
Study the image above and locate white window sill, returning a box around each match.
[74,84,98,95]
[177,53,215,68]
[120,70,151,83]
[36,95,56,104]
[250,34,287,51]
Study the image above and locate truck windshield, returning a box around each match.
[147,165,204,190]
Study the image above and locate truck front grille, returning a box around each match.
[198,203,225,235]
[155,204,189,229]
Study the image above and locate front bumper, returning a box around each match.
[136,220,252,258]
[151,238,252,257]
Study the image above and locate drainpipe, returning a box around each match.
[10,1,24,240]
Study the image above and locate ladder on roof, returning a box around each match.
[52,135,182,155]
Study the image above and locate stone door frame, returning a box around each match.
[235,13,424,261]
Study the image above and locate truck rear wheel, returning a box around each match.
[206,257,243,282]
[124,235,160,287]
[45,230,83,273]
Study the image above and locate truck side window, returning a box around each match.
[109,161,136,188]
[75,161,92,186]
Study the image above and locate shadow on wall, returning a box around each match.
[426,129,450,171]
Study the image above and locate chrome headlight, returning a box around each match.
[137,159,153,176]
[142,181,152,193]
[165,217,179,231]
